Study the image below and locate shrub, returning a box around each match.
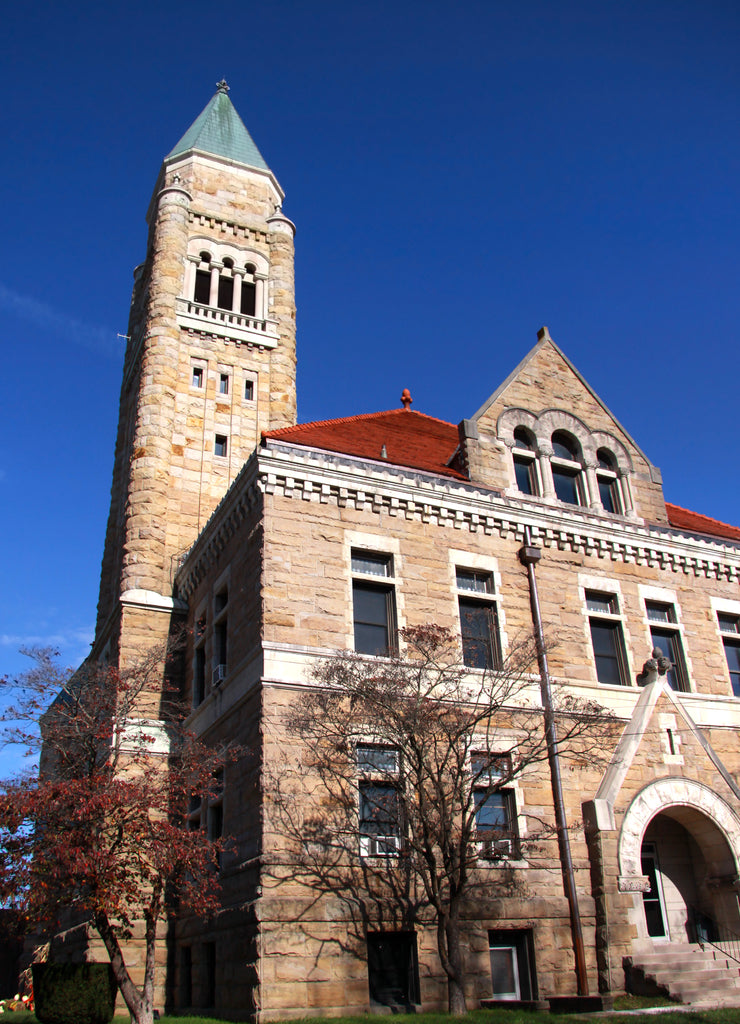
[32,963,117,1024]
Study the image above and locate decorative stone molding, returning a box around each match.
[618,875,651,893]
[618,778,740,881]
[176,442,740,601]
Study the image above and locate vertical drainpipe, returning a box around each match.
[519,525,589,996]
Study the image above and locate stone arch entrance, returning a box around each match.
[619,779,740,942]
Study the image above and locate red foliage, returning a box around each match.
[0,645,243,1024]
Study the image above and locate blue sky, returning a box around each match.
[1,0,738,716]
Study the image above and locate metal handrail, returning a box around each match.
[688,904,740,966]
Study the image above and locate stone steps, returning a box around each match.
[625,943,740,1007]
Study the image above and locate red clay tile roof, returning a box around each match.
[665,503,740,542]
[264,413,740,539]
[263,409,466,479]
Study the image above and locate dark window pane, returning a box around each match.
[360,783,400,835]
[352,553,391,576]
[718,614,740,635]
[241,281,256,317]
[552,467,581,505]
[514,456,534,495]
[552,432,577,460]
[217,275,233,310]
[590,620,626,685]
[194,269,211,304]
[474,790,509,831]
[459,599,500,669]
[357,746,399,773]
[456,570,492,594]
[353,582,392,655]
[723,639,740,697]
[650,628,687,691]
[586,592,617,615]
[598,477,616,513]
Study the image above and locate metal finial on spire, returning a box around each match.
[400,389,412,410]
[216,79,230,94]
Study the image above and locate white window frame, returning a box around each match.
[355,741,402,858]
[578,576,633,688]
[638,585,692,693]
[344,532,404,654]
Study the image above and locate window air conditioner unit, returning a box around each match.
[479,838,513,860]
[212,664,227,686]
[360,834,400,857]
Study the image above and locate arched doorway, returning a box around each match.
[619,780,740,944]
[640,809,739,941]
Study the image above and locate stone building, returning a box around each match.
[89,84,740,1018]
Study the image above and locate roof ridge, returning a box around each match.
[264,407,456,439]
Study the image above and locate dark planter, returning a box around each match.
[32,962,117,1024]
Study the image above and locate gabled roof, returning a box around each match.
[263,409,466,480]
[665,504,740,542]
[264,408,740,542]
[472,328,657,472]
[166,82,269,170]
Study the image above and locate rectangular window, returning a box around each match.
[456,569,501,669]
[475,790,518,858]
[214,434,228,458]
[646,601,688,692]
[186,794,202,832]
[193,615,206,707]
[357,743,401,857]
[208,770,224,842]
[473,753,517,859]
[352,551,396,656]
[586,591,629,686]
[218,373,229,395]
[552,465,585,506]
[192,366,204,388]
[212,587,228,685]
[513,455,537,496]
[194,269,211,305]
[718,614,740,697]
[489,929,535,1001]
[244,378,255,401]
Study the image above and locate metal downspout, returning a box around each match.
[519,526,589,996]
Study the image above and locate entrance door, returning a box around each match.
[490,944,520,1000]
[641,843,668,939]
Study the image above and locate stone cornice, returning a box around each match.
[176,442,740,600]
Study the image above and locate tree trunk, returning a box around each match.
[94,911,153,1024]
[435,911,467,1015]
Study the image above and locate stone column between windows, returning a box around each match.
[584,461,603,511]
[231,270,243,313]
[209,264,220,307]
[255,274,267,321]
[619,471,636,517]
[183,256,196,303]
[537,444,556,499]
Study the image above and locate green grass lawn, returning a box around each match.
[6,1008,740,1024]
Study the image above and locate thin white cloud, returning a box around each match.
[0,627,94,651]
[0,284,123,360]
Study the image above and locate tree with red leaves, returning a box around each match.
[0,645,240,1024]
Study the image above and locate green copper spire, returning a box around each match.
[166,81,269,170]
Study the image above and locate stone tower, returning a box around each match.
[94,83,296,664]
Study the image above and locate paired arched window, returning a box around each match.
[500,413,633,515]
[191,251,260,317]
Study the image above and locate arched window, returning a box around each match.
[193,251,212,305]
[512,427,538,496]
[596,448,621,514]
[550,431,586,506]
[241,263,257,317]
